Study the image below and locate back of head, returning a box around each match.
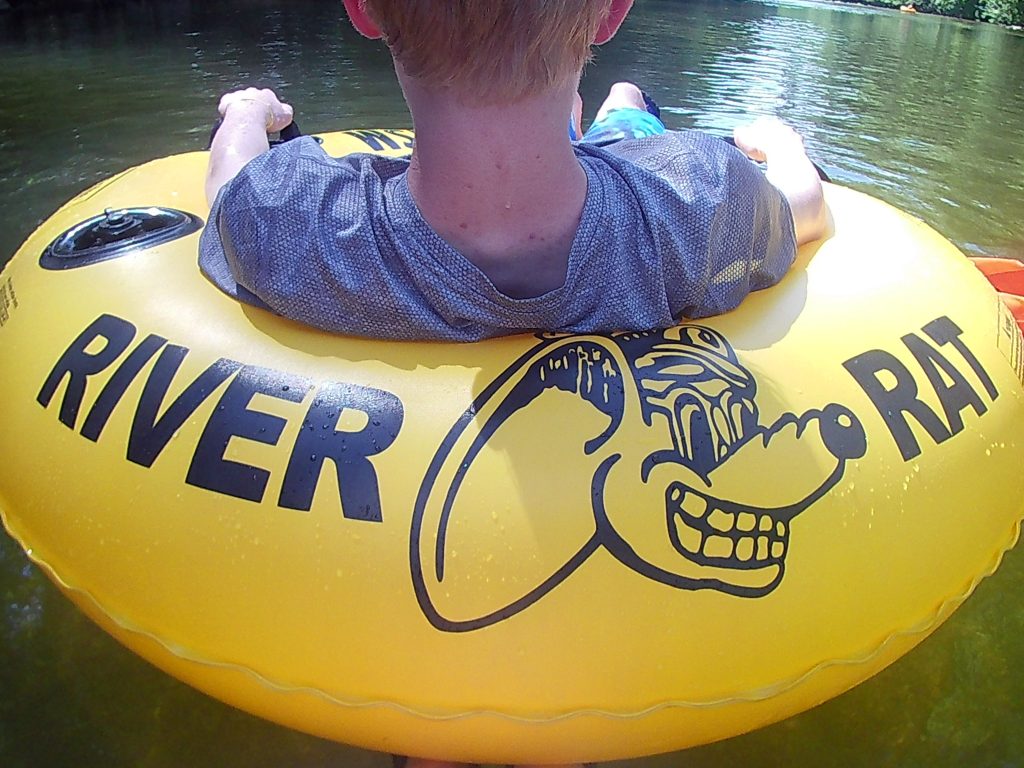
[363,0,614,103]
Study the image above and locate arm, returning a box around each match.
[733,117,827,245]
[205,88,294,207]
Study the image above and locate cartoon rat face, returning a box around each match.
[411,327,866,632]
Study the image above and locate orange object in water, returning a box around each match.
[970,257,1024,333]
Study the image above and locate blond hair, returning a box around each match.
[362,0,613,103]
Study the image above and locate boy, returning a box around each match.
[199,3,824,765]
[200,1,825,344]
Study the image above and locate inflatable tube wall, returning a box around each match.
[1,131,1023,763]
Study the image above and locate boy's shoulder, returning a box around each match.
[578,129,743,175]
[215,136,411,220]
[575,129,766,211]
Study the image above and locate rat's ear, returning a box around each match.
[411,336,628,631]
[594,0,634,45]
[342,0,384,39]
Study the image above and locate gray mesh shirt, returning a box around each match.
[199,131,796,342]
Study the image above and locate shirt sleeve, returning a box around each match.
[198,137,423,337]
[603,130,797,320]
[199,136,334,308]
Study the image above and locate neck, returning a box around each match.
[399,73,588,296]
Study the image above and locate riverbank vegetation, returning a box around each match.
[830,0,1022,25]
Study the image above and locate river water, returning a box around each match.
[1,0,1023,766]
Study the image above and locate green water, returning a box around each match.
[2,0,1024,765]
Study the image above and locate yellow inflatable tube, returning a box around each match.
[1,130,1023,764]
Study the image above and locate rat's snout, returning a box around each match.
[818,404,867,462]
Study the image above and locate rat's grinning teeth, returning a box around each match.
[667,483,789,567]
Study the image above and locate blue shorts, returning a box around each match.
[570,107,666,146]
